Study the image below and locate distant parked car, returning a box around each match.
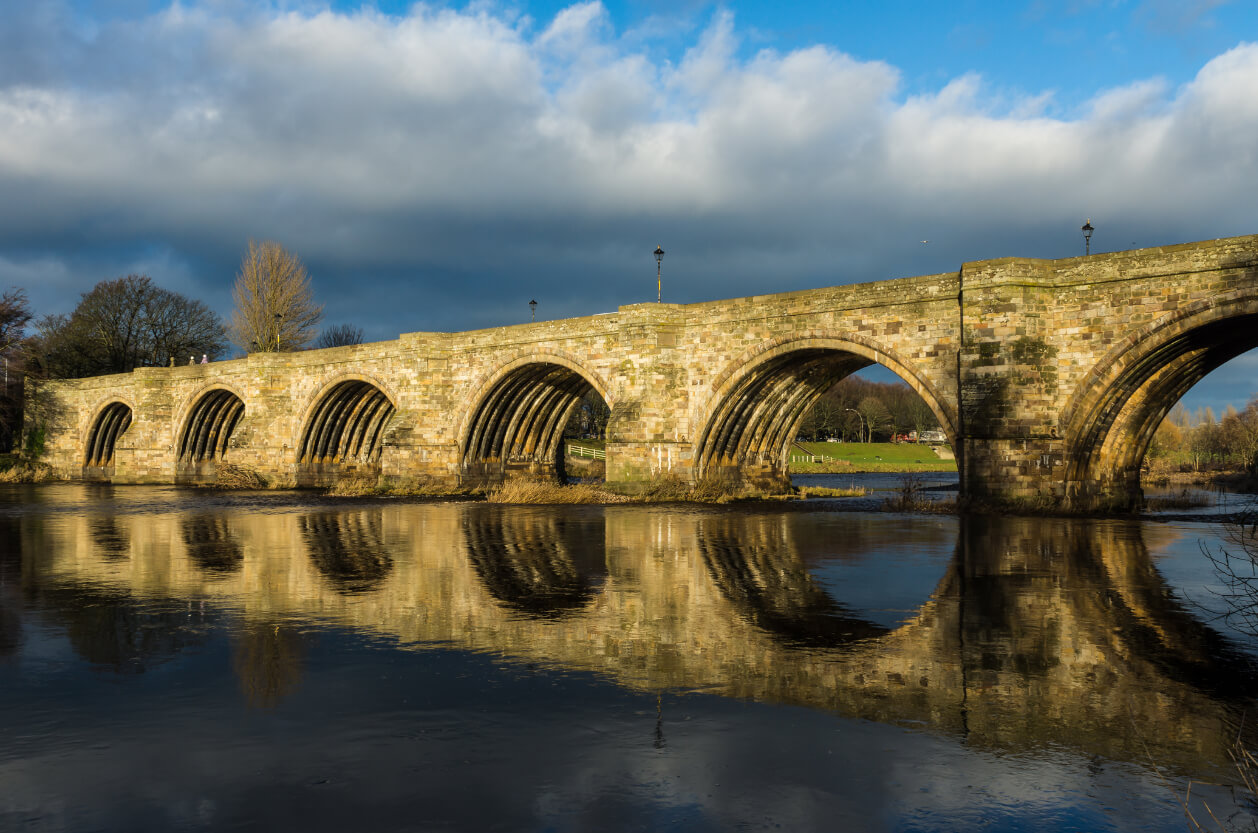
[920,429,946,444]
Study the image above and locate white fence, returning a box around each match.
[566,444,606,460]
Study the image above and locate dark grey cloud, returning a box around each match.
[1,2,1256,407]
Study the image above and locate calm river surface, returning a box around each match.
[2,481,1257,832]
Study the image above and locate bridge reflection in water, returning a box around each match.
[13,498,1257,781]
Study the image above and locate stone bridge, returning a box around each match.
[32,233,1258,507]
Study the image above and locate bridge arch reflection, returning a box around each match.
[14,498,1258,779]
[463,506,608,618]
[181,514,243,576]
[696,514,888,647]
[301,510,393,594]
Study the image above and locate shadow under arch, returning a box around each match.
[175,387,246,484]
[695,336,957,488]
[459,354,612,487]
[1059,292,1258,508]
[296,377,396,487]
[83,400,133,481]
[695,513,889,648]
[461,505,608,619]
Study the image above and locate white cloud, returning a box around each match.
[0,4,1254,344]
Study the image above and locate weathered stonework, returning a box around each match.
[30,233,1258,508]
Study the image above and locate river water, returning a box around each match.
[2,481,1257,832]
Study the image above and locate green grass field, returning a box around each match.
[564,439,955,473]
[790,442,956,472]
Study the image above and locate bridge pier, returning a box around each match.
[604,440,696,493]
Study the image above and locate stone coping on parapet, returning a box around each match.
[961,232,1258,289]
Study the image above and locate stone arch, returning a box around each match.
[1060,291,1258,504]
[83,399,134,475]
[176,386,246,465]
[458,352,611,485]
[694,335,957,482]
[297,375,397,475]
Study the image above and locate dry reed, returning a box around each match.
[215,464,266,490]
[487,478,631,504]
[798,485,867,498]
[0,461,55,483]
[325,473,379,496]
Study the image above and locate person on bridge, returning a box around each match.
[188,355,195,365]
[201,354,208,364]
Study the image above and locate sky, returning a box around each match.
[1,0,1257,414]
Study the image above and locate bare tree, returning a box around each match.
[27,276,225,378]
[0,289,31,451]
[856,396,891,442]
[229,241,323,353]
[314,324,364,350]
[0,289,30,354]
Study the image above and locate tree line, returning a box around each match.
[1147,401,1258,474]
[1,241,365,451]
[796,376,940,443]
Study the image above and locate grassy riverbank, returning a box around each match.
[788,442,957,473]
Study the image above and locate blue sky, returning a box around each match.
[2,0,1257,415]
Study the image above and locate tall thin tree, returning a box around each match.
[229,241,323,353]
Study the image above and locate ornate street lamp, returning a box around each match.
[1082,219,1094,256]
[654,244,665,303]
[529,299,537,322]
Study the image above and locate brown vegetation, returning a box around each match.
[797,485,867,498]
[215,464,267,490]
[487,479,631,504]
[0,459,55,483]
[881,475,956,513]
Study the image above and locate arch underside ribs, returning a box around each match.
[84,402,132,472]
[1067,314,1258,503]
[299,381,395,470]
[463,364,594,483]
[698,349,872,481]
[179,390,245,465]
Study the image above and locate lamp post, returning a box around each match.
[529,299,537,322]
[654,244,665,303]
[273,312,283,352]
[1082,219,1094,256]
[845,408,867,443]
